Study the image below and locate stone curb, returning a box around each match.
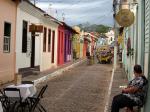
[104,68,114,112]
[33,59,86,85]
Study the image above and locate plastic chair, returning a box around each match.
[0,89,7,112]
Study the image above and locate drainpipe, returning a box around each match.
[14,1,19,84]
[113,22,117,70]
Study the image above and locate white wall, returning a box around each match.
[105,30,114,45]
[123,5,139,80]
[16,1,59,73]
[16,5,41,72]
[40,19,58,71]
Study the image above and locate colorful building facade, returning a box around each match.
[57,24,65,65]
[0,0,18,83]
[16,0,59,76]
[64,27,72,62]
[0,0,84,84]
[72,26,81,59]
[57,22,76,65]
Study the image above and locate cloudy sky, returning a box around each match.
[31,0,113,26]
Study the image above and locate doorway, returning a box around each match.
[31,32,35,68]
[51,31,55,63]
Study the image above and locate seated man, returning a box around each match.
[111,64,148,112]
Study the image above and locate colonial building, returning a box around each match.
[16,0,59,76]
[57,22,76,66]
[105,30,115,45]
[63,22,74,62]
[72,26,81,59]
[0,0,18,83]
[57,23,65,65]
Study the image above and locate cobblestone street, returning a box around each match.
[1,0,150,112]
[37,62,112,112]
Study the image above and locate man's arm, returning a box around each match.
[122,86,139,93]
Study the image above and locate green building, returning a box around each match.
[114,0,150,111]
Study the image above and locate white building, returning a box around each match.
[16,1,59,76]
[105,30,115,45]
[40,16,59,71]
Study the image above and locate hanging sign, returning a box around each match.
[115,9,135,27]
[29,24,43,32]
[29,24,36,32]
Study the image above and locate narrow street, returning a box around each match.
[1,0,150,112]
[38,62,112,112]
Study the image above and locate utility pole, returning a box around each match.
[62,13,65,22]
[114,20,117,70]
[33,0,36,5]
[48,4,52,15]
[113,0,118,70]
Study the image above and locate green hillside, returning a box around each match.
[77,23,111,33]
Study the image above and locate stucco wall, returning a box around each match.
[0,0,17,83]
[16,6,41,72]
[40,22,58,71]
[16,1,59,73]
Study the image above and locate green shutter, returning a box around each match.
[144,0,150,53]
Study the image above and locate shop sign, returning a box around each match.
[29,24,43,32]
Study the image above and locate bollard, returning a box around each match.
[89,56,95,65]
[14,73,22,85]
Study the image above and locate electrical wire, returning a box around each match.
[30,0,113,25]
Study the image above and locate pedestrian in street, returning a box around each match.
[86,50,90,65]
[73,49,77,60]
[111,64,148,112]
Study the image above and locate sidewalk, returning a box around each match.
[107,66,128,112]
[23,59,86,85]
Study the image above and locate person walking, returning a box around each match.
[86,50,90,65]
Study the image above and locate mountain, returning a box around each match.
[77,23,111,33]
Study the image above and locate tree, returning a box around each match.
[96,25,110,33]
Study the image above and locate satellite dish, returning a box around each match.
[115,9,135,27]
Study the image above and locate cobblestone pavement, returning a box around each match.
[36,62,112,112]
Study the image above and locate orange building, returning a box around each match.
[0,0,18,84]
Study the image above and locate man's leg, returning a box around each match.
[125,107,134,112]
[111,94,136,112]
[111,94,122,112]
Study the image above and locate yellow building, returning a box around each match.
[72,26,83,59]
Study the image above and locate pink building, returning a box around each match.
[0,0,18,84]
[57,24,65,65]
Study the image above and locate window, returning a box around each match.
[3,22,11,53]
[43,27,47,52]
[48,29,51,52]
[22,20,28,53]
[111,37,112,41]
